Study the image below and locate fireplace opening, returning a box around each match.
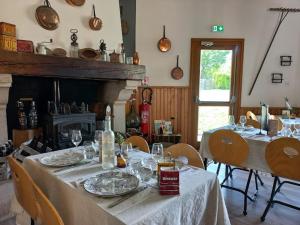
[6,76,127,150]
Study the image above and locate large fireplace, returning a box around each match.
[0,50,145,147]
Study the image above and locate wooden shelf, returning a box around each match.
[0,50,145,81]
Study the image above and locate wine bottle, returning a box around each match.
[102,105,115,169]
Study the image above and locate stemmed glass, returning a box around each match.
[93,130,103,156]
[121,142,132,159]
[151,143,163,161]
[71,130,82,147]
[240,115,247,129]
[292,122,300,138]
[228,115,236,129]
[281,123,292,137]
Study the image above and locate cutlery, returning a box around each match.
[53,161,95,173]
[107,186,148,208]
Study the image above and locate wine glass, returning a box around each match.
[121,142,131,159]
[240,115,247,129]
[228,115,236,129]
[71,130,82,147]
[281,123,292,137]
[94,130,103,145]
[151,143,163,161]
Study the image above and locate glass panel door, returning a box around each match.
[197,48,235,141]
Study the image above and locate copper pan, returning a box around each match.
[157,25,171,52]
[171,55,183,80]
[66,0,85,6]
[35,0,60,31]
[89,4,102,31]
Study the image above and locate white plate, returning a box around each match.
[83,171,139,197]
[39,152,84,167]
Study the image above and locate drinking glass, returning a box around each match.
[240,115,247,128]
[83,141,96,160]
[71,130,82,147]
[228,115,236,129]
[151,143,163,161]
[281,123,292,137]
[121,142,131,159]
[94,130,103,145]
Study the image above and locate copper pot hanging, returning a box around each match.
[66,0,85,6]
[89,4,102,31]
[35,0,60,31]
[171,55,183,80]
[157,25,171,52]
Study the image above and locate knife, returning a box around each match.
[53,161,94,173]
[107,186,148,208]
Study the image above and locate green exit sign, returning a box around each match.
[211,25,224,32]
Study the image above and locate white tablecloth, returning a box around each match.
[200,126,278,173]
[23,148,231,225]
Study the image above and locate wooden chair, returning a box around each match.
[164,143,204,168]
[7,156,38,225]
[246,111,258,121]
[33,183,64,225]
[246,119,260,129]
[261,137,300,221]
[208,129,256,215]
[125,136,150,153]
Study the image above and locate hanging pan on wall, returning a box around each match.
[157,25,171,52]
[66,0,85,6]
[171,55,183,80]
[89,4,102,31]
[35,0,60,31]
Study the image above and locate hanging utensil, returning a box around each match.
[158,25,171,52]
[35,0,60,31]
[171,55,183,80]
[65,0,85,6]
[89,4,102,31]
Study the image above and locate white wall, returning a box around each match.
[0,0,122,54]
[136,0,300,107]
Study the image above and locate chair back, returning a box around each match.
[33,183,64,225]
[208,130,249,167]
[246,119,260,129]
[164,143,204,168]
[265,137,300,181]
[246,111,258,121]
[7,156,38,220]
[125,136,150,153]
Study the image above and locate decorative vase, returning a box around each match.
[133,52,140,65]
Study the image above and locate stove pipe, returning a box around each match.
[53,80,61,107]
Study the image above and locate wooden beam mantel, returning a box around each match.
[0,50,145,81]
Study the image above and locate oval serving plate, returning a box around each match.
[39,152,84,167]
[83,171,139,197]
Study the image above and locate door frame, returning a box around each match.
[188,38,244,148]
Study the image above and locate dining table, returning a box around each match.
[23,146,231,225]
[199,126,286,173]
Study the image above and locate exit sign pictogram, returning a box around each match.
[211,25,224,32]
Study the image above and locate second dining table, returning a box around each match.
[200,126,285,173]
[23,146,231,225]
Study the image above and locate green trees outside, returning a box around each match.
[200,50,231,90]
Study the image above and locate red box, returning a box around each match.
[159,170,180,195]
[17,40,34,53]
